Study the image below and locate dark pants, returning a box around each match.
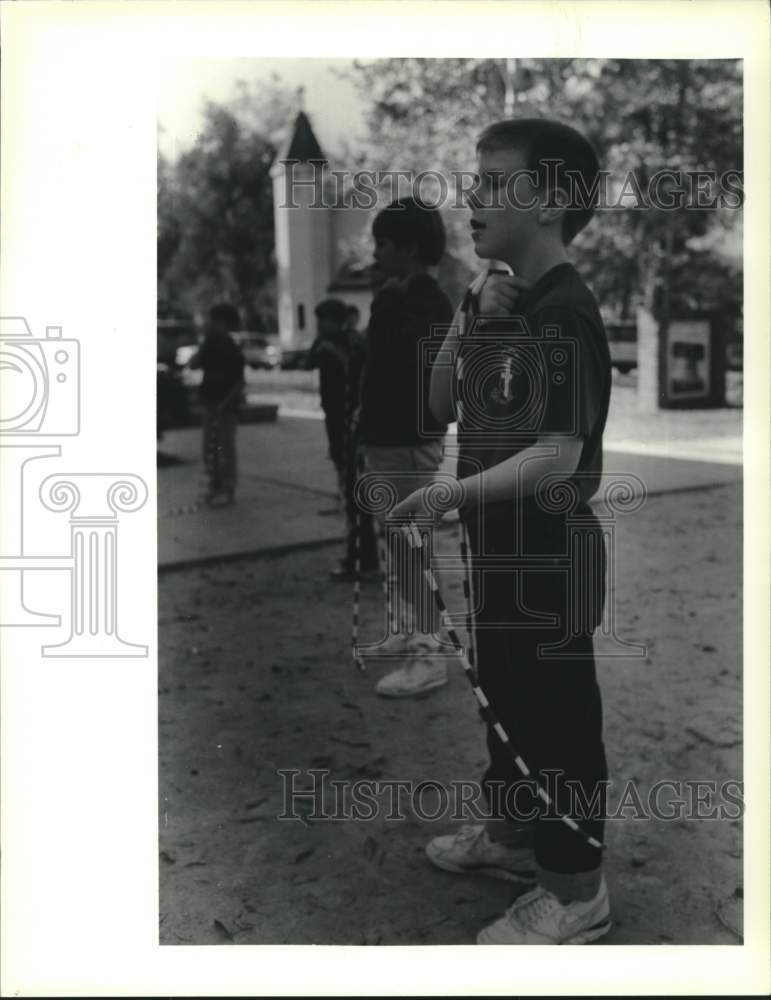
[324,410,347,490]
[470,504,608,876]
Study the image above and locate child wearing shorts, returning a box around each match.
[357,197,454,697]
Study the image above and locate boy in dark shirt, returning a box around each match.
[390,119,613,944]
[344,304,362,338]
[309,299,378,576]
[309,299,351,497]
[189,303,245,505]
[357,197,454,697]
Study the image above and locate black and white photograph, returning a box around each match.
[157,53,746,945]
[2,1,770,996]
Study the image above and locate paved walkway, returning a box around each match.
[158,385,742,570]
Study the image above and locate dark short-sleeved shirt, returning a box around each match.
[197,335,245,407]
[359,274,453,446]
[308,332,365,421]
[456,263,611,531]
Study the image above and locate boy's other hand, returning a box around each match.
[388,486,442,525]
[478,272,531,316]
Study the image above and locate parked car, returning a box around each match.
[156,362,191,437]
[174,344,203,387]
[175,343,200,368]
[231,332,282,370]
[280,348,311,370]
[605,321,637,374]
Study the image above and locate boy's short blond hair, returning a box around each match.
[477,118,601,243]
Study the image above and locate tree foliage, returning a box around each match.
[343,58,743,322]
[158,76,297,328]
[158,60,742,336]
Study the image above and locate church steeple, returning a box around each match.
[281,110,326,163]
[270,105,371,350]
[271,107,330,349]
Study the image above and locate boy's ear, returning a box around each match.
[537,186,569,228]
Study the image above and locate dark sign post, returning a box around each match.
[637,307,727,411]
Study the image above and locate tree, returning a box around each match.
[343,58,743,322]
[158,75,298,328]
[157,145,181,299]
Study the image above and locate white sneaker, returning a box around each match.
[426,824,536,884]
[367,631,414,656]
[375,656,448,697]
[477,878,611,945]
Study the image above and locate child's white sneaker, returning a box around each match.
[476,878,611,945]
[367,631,413,656]
[375,655,448,697]
[425,824,536,884]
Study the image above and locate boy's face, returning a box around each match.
[373,236,415,278]
[469,147,541,266]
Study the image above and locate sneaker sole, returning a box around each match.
[564,917,612,945]
[375,676,448,698]
[476,917,612,945]
[426,848,536,884]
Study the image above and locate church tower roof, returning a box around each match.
[281,111,326,163]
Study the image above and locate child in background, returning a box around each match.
[309,299,378,577]
[344,303,362,338]
[189,303,245,505]
[309,299,351,499]
[357,197,454,697]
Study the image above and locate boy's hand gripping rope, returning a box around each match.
[399,516,605,853]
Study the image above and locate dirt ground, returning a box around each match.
[158,483,742,946]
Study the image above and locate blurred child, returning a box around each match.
[344,303,362,337]
[309,299,351,498]
[189,303,245,505]
[357,197,454,697]
[309,299,378,576]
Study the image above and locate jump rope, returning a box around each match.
[348,271,605,852]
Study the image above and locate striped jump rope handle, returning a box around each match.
[378,520,398,637]
[458,519,477,675]
[405,520,605,853]
[350,449,366,672]
[351,503,365,672]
